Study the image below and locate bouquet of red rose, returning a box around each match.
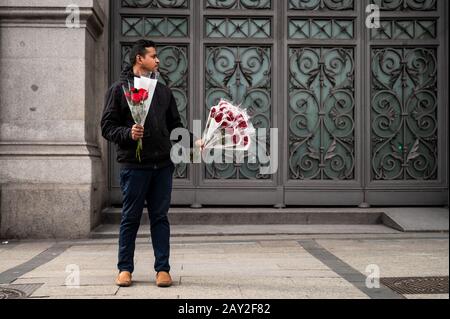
[123,80,153,162]
[202,99,255,152]
[122,76,157,162]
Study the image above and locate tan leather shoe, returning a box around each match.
[116,271,132,287]
[156,271,173,288]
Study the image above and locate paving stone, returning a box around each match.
[0,234,448,299]
[404,294,449,299]
[31,284,119,297]
[317,239,449,278]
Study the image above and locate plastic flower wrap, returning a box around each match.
[122,76,157,162]
[202,99,255,151]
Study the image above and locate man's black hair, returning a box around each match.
[130,40,156,66]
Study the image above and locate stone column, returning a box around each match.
[0,0,108,238]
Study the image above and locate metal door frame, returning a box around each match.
[362,0,448,206]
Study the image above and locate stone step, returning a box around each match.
[90,224,402,239]
[101,207,400,227]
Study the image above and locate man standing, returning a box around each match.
[101,40,192,288]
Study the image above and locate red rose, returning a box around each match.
[243,136,249,146]
[221,121,230,128]
[131,92,142,103]
[232,135,240,144]
[226,111,235,121]
[127,88,149,103]
[138,88,149,100]
[238,121,248,129]
[215,114,223,123]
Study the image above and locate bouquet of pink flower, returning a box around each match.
[202,99,255,151]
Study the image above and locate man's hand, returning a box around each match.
[195,139,204,149]
[131,124,144,141]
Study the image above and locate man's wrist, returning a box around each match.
[128,128,133,141]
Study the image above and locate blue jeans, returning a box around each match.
[118,165,174,274]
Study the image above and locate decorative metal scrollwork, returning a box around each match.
[205,46,272,179]
[289,47,355,180]
[122,0,189,8]
[371,20,437,40]
[122,16,188,38]
[371,0,436,11]
[206,18,271,38]
[289,19,354,39]
[122,45,189,179]
[289,0,354,10]
[206,0,271,9]
[371,48,438,180]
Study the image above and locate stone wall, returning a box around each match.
[0,0,109,238]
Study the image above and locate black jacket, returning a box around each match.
[101,67,188,169]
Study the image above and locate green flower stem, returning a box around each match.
[136,139,143,163]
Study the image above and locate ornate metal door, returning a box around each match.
[110,0,448,207]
